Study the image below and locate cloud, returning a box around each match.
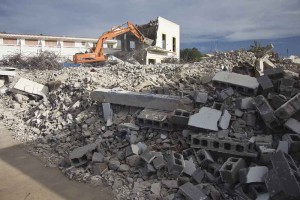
[0,0,299,43]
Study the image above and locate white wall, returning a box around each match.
[155,17,180,59]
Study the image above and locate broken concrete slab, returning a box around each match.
[188,107,222,131]
[161,180,178,189]
[218,109,231,130]
[212,71,259,95]
[284,118,300,134]
[264,151,300,200]
[92,152,104,163]
[192,168,205,184]
[239,166,268,183]
[257,75,274,95]
[11,78,49,98]
[179,182,208,200]
[182,158,197,176]
[218,87,234,100]
[277,141,289,153]
[91,88,193,111]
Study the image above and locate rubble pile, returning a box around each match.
[0,50,300,200]
[1,51,62,70]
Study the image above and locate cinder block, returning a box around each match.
[153,155,166,170]
[171,109,190,126]
[194,91,208,104]
[236,97,255,110]
[167,151,185,176]
[270,95,287,109]
[257,75,274,95]
[179,182,208,200]
[212,71,259,95]
[253,95,280,128]
[191,134,258,157]
[284,118,300,134]
[69,143,97,167]
[137,108,173,131]
[194,149,214,167]
[139,163,156,177]
[218,87,234,100]
[279,78,295,97]
[264,151,300,200]
[140,149,156,163]
[182,158,197,176]
[192,168,205,184]
[212,102,224,111]
[275,93,300,121]
[282,134,300,153]
[247,183,269,200]
[219,157,246,184]
[264,68,284,80]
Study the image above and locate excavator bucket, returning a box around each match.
[143,37,154,46]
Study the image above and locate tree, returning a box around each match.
[180,48,203,63]
[249,41,264,53]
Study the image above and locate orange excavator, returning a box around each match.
[73,21,153,63]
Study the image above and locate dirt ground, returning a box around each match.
[0,125,114,200]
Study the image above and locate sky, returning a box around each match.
[1,0,300,56]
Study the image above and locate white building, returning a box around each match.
[0,33,120,61]
[146,17,180,64]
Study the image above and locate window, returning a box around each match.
[45,40,57,47]
[162,34,166,49]
[25,39,38,46]
[81,42,86,47]
[172,37,176,52]
[148,59,156,64]
[3,38,17,45]
[107,44,113,48]
[63,41,75,47]
[130,41,135,49]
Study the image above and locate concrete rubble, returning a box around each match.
[0,49,300,200]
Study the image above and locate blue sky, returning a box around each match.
[1,0,300,56]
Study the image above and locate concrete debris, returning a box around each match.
[11,78,49,99]
[188,107,222,131]
[91,87,193,111]
[1,48,300,199]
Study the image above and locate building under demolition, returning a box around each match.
[0,16,180,64]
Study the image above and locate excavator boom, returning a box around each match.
[73,22,152,63]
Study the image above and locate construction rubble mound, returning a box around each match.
[0,49,300,200]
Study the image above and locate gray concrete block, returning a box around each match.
[255,135,273,148]
[139,164,156,177]
[264,68,284,80]
[257,75,274,94]
[275,92,300,121]
[92,152,104,163]
[171,109,190,126]
[282,134,300,152]
[161,180,178,189]
[218,109,231,130]
[219,87,234,100]
[153,155,166,170]
[219,157,246,184]
[192,168,205,184]
[69,143,97,167]
[279,78,295,97]
[270,94,287,109]
[191,134,258,157]
[125,144,140,157]
[277,141,289,153]
[194,91,208,104]
[284,118,300,134]
[188,107,222,131]
[253,95,280,128]
[265,151,300,200]
[137,109,173,131]
[239,166,268,183]
[258,146,276,164]
[179,182,208,200]
[140,150,156,163]
[194,149,214,167]
[167,151,185,176]
[212,71,259,95]
[91,88,194,111]
[102,103,112,122]
[236,97,255,110]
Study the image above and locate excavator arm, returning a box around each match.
[73,22,152,63]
